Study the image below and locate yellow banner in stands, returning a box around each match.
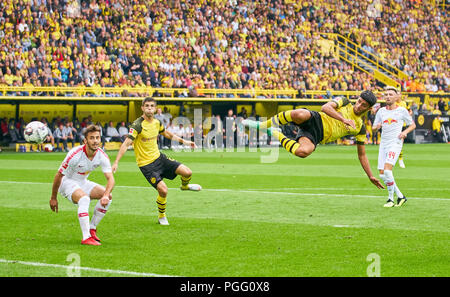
[255,102,277,118]
[0,104,16,119]
[76,104,127,123]
[424,95,447,109]
[19,104,73,122]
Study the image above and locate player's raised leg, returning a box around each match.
[270,128,315,158]
[242,109,315,157]
[72,189,100,246]
[88,185,112,242]
[176,164,202,191]
[258,110,295,129]
[242,109,309,130]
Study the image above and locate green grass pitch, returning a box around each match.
[0,144,449,277]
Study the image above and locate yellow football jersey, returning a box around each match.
[128,117,165,167]
[319,97,367,144]
[396,100,407,109]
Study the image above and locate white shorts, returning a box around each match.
[377,140,403,170]
[58,177,99,203]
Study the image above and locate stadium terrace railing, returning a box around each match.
[0,86,298,100]
[316,33,409,86]
[430,0,448,9]
[0,86,389,101]
[0,87,448,103]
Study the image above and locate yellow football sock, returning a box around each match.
[259,110,293,129]
[156,195,167,218]
[181,175,191,190]
[272,129,300,156]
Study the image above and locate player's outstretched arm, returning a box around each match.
[50,171,63,212]
[162,130,196,148]
[112,137,133,173]
[357,144,385,189]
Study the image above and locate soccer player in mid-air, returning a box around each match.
[243,90,385,189]
[50,125,115,246]
[112,97,201,226]
[373,86,416,207]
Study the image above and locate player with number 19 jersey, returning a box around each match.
[373,106,413,170]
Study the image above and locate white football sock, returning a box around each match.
[77,196,91,240]
[379,174,391,201]
[394,185,404,199]
[383,170,396,201]
[90,199,111,230]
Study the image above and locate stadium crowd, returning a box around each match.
[0,0,448,97]
[0,0,449,147]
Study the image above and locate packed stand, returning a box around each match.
[3,0,447,98]
[320,0,449,93]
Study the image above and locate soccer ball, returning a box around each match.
[44,144,54,152]
[24,121,49,144]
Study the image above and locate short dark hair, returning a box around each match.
[142,97,156,106]
[84,124,101,138]
[360,90,377,106]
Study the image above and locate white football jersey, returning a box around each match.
[58,144,111,181]
[373,106,413,144]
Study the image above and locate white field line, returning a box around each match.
[196,188,450,201]
[0,259,178,277]
[0,180,448,201]
[250,187,448,191]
